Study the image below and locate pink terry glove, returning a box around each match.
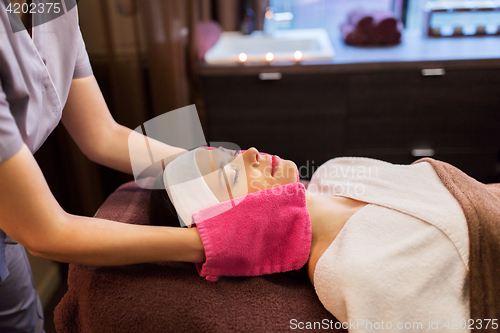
[192,182,311,282]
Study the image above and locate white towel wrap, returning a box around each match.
[163,148,219,227]
[311,157,470,332]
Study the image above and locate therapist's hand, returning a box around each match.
[61,75,186,176]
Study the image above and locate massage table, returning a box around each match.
[54,157,500,332]
[54,180,341,332]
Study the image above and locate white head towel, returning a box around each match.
[163,148,219,227]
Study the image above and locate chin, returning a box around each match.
[283,160,299,182]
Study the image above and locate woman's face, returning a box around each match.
[195,147,298,202]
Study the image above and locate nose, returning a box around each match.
[243,147,260,166]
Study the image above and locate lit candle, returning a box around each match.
[238,53,248,63]
[265,52,274,62]
[265,8,274,20]
[293,51,303,61]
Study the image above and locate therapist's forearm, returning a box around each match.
[90,123,186,175]
[30,212,205,265]
[0,145,203,265]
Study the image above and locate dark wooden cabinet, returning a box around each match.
[201,67,500,182]
[346,68,500,182]
[202,74,348,172]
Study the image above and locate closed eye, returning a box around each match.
[219,163,236,200]
[219,163,239,189]
[221,147,239,158]
[233,168,240,185]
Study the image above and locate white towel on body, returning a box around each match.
[310,157,470,332]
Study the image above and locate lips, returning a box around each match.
[270,155,280,176]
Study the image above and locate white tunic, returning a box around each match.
[310,158,470,332]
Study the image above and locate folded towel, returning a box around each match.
[347,7,373,31]
[341,23,369,46]
[372,10,398,33]
[193,182,311,282]
[371,23,402,45]
[343,7,402,46]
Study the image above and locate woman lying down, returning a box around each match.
[148,146,474,332]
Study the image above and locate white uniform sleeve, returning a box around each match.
[0,77,24,164]
[73,26,93,79]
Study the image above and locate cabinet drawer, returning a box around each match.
[348,114,500,149]
[202,73,348,118]
[348,69,500,118]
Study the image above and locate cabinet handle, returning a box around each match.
[259,73,282,80]
[421,68,445,76]
[412,148,435,157]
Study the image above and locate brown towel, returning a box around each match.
[372,10,398,33]
[347,7,373,31]
[53,181,339,333]
[343,8,402,46]
[415,158,500,333]
[341,23,369,46]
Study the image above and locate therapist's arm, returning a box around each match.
[61,75,186,175]
[0,145,205,265]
